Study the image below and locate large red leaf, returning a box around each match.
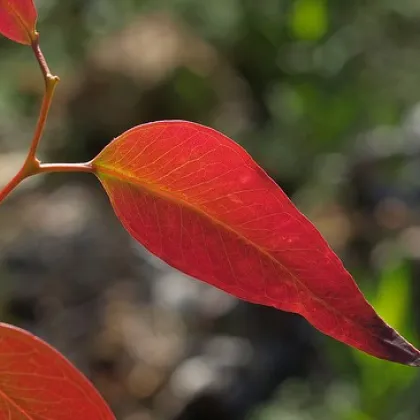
[0,0,37,45]
[0,323,115,419]
[92,120,420,366]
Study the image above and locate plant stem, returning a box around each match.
[31,32,54,83]
[0,163,36,204]
[38,162,94,174]
[0,33,63,205]
[0,33,94,206]
[0,161,94,205]
[0,171,26,203]
[27,32,59,161]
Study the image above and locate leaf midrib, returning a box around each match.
[95,165,357,309]
[93,162,407,354]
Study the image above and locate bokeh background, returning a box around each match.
[1,0,420,419]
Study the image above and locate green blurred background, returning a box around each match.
[1,0,420,419]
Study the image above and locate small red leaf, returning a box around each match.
[0,323,115,419]
[92,120,420,366]
[0,0,37,45]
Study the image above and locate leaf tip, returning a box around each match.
[380,327,420,367]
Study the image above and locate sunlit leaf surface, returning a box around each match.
[93,120,420,366]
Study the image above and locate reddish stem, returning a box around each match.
[27,33,59,161]
[0,158,39,203]
[0,161,94,204]
[31,32,54,82]
[38,162,94,174]
[0,168,29,203]
[0,33,69,205]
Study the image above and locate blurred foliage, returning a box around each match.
[2,0,420,419]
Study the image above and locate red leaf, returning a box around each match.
[0,0,37,45]
[0,323,115,419]
[92,120,420,366]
